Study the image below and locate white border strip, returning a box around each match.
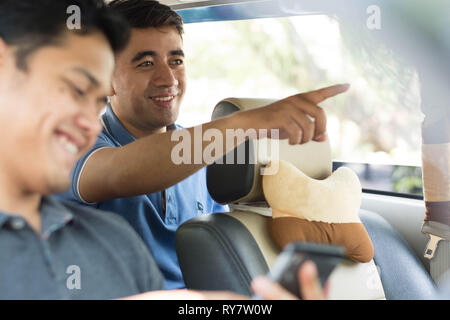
[76,146,111,204]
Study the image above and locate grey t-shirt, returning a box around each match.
[0,196,165,299]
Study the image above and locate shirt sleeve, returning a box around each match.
[56,132,115,206]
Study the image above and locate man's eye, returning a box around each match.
[69,84,86,97]
[171,59,183,65]
[137,61,154,68]
[74,87,86,97]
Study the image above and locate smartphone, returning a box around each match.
[268,242,346,299]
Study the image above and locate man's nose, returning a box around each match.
[152,63,178,87]
[75,108,102,137]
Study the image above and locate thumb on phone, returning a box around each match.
[299,261,326,300]
[251,276,298,300]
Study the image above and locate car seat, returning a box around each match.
[175,98,437,299]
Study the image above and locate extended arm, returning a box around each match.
[79,84,350,203]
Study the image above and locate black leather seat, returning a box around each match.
[176,209,438,299]
[175,214,269,295]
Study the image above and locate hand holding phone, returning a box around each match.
[268,242,346,299]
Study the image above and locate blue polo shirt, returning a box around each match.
[57,105,228,289]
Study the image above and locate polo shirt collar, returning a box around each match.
[0,196,73,238]
[102,104,177,146]
[40,196,74,239]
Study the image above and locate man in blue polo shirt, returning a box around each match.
[57,0,350,289]
[60,104,227,289]
[57,0,228,290]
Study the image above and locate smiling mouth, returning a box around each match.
[57,134,79,155]
[54,129,85,158]
[150,95,175,102]
[149,95,177,108]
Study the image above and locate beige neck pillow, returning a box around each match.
[262,160,374,263]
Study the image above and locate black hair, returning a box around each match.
[0,0,130,70]
[108,0,184,37]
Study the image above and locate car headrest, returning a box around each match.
[207,98,333,204]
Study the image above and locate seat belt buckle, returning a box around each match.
[422,221,450,260]
[424,233,445,260]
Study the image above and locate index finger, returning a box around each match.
[301,83,350,104]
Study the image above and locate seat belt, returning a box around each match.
[422,216,450,283]
[420,107,450,285]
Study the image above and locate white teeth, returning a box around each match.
[58,135,79,155]
[152,96,174,102]
[65,142,79,155]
